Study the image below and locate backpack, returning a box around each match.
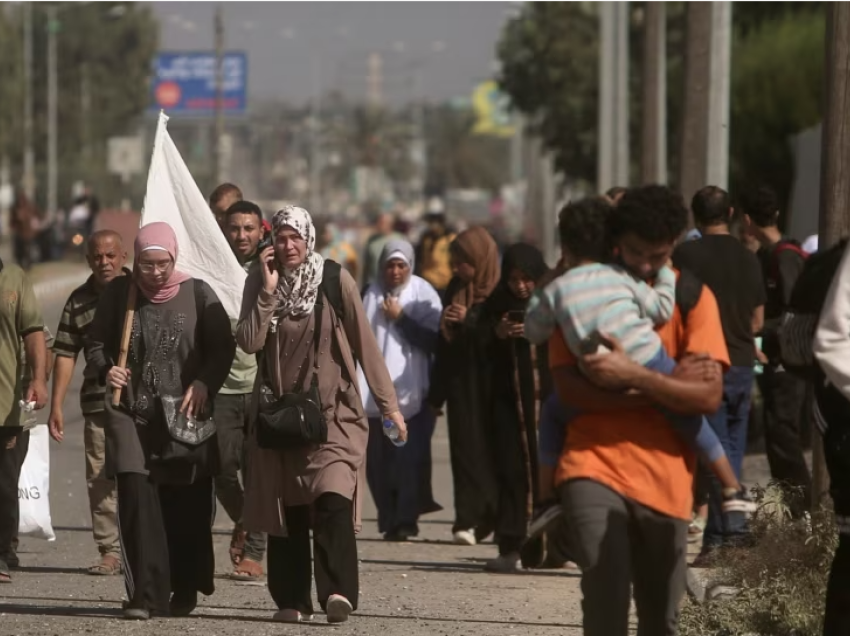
[778,239,846,377]
[321,259,345,320]
[675,268,703,325]
[768,240,809,296]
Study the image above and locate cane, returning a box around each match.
[111,281,138,407]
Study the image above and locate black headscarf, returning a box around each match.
[487,243,549,316]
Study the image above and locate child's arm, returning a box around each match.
[630,265,676,325]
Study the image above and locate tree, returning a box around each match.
[0,2,158,207]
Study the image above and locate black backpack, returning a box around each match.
[778,239,847,377]
[321,260,345,320]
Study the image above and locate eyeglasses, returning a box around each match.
[138,261,172,274]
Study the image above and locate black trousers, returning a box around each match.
[267,493,358,615]
[0,427,29,562]
[492,399,531,555]
[823,421,850,636]
[757,367,812,515]
[117,473,215,615]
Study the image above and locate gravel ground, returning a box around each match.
[0,268,782,636]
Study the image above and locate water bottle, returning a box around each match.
[19,400,37,429]
[383,419,407,448]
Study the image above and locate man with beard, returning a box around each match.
[216,198,267,580]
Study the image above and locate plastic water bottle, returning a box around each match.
[383,419,407,448]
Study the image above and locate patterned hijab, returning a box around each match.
[271,206,325,319]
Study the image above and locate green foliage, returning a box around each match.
[679,485,837,636]
[496,2,600,186]
[0,2,158,206]
[729,10,824,208]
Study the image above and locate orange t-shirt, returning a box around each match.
[550,280,730,521]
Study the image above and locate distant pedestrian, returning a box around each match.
[10,190,38,271]
[209,182,243,230]
[415,212,456,299]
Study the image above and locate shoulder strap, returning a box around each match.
[322,259,345,320]
[675,269,703,325]
[193,278,204,319]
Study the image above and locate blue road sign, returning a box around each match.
[150,52,247,115]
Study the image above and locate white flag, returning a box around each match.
[139,111,246,320]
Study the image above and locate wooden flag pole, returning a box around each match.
[111,281,138,407]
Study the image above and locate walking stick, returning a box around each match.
[111,281,138,407]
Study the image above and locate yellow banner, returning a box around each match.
[472,80,515,137]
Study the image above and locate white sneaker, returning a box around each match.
[326,594,353,624]
[273,609,314,623]
[453,529,476,546]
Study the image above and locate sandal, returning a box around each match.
[229,525,246,567]
[87,554,122,576]
[230,557,264,581]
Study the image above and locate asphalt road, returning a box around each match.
[1,268,587,636]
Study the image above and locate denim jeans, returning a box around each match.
[702,365,754,549]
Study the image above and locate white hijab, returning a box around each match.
[358,239,443,419]
[271,205,325,319]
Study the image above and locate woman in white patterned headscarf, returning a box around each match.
[236,205,406,625]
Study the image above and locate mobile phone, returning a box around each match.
[507,310,525,323]
[258,234,272,252]
[579,331,615,356]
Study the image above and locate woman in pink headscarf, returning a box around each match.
[86,222,235,621]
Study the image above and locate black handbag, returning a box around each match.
[151,393,217,467]
[256,293,328,449]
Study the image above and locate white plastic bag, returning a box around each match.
[18,424,56,541]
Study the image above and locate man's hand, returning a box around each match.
[48,409,64,442]
[181,380,209,420]
[673,353,722,384]
[580,335,643,391]
[382,296,403,321]
[26,379,49,410]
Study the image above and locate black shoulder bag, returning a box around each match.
[256,292,328,449]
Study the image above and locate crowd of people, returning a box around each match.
[1,179,849,635]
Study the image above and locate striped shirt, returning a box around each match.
[53,273,124,414]
[525,263,676,365]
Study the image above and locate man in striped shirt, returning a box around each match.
[48,230,128,576]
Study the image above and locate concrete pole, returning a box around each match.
[641,2,667,184]
[47,5,58,217]
[214,5,225,184]
[678,2,712,209]
[23,2,35,200]
[706,1,731,189]
[613,1,630,187]
[597,2,615,193]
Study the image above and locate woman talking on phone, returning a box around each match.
[480,243,553,573]
[236,206,404,625]
[85,222,235,620]
[427,226,501,546]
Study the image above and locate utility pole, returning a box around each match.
[706,2,732,189]
[214,5,225,184]
[613,1,629,187]
[597,3,615,193]
[813,2,850,507]
[641,2,667,184]
[678,2,713,208]
[309,58,322,214]
[368,53,383,108]
[23,2,34,200]
[597,2,629,193]
[47,5,59,219]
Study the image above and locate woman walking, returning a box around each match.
[237,206,405,624]
[428,226,501,545]
[360,239,443,541]
[86,222,235,620]
[481,243,552,572]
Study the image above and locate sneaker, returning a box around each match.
[526,503,564,542]
[273,609,314,623]
[326,594,353,624]
[452,529,476,546]
[484,553,520,574]
[721,490,757,515]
